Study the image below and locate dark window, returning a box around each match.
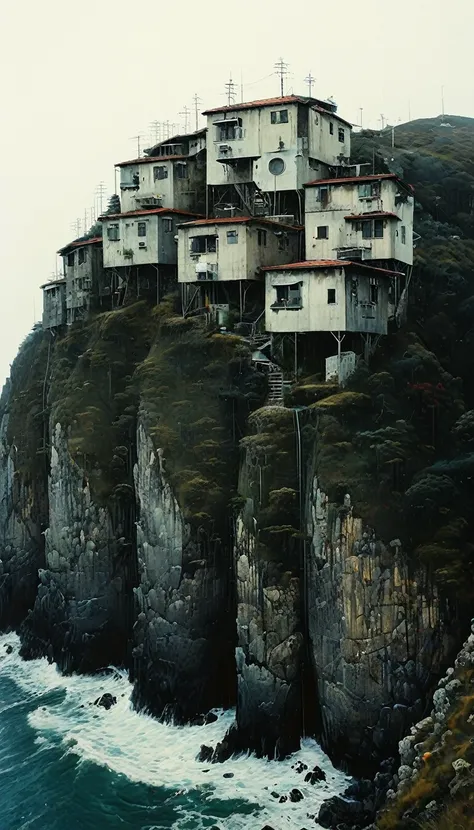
[359,182,380,199]
[207,236,217,252]
[191,235,217,253]
[374,219,384,238]
[327,288,336,304]
[67,252,75,266]
[107,224,120,241]
[362,221,372,240]
[401,225,406,244]
[316,186,329,207]
[329,122,334,135]
[273,283,302,307]
[78,248,86,265]
[137,222,147,237]
[154,166,168,181]
[175,163,188,179]
[227,230,238,244]
[317,226,329,239]
[270,109,289,124]
[338,128,345,142]
[370,279,379,304]
[361,219,384,239]
[217,119,242,141]
[163,218,173,233]
[258,229,267,246]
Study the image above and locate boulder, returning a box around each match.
[93,693,117,710]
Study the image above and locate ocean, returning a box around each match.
[0,633,349,829]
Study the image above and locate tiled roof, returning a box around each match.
[261,260,401,276]
[344,212,400,220]
[99,208,202,221]
[57,236,102,255]
[178,216,302,231]
[116,155,189,167]
[304,173,413,189]
[203,95,334,115]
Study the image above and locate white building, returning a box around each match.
[41,279,66,329]
[264,260,398,335]
[118,129,206,214]
[58,237,105,324]
[177,216,302,284]
[202,95,352,218]
[304,174,414,266]
[101,208,200,270]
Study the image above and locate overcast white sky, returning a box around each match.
[0,0,472,384]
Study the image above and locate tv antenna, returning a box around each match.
[95,181,107,216]
[274,57,289,97]
[304,71,315,97]
[179,106,191,134]
[130,134,145,157]
[225,74,237,106]
[70,218,82,237]
[192,93,202,130]
[149,120,162,144]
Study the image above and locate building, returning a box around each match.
[100,207,201,302]
[178,216,302,283]
[41,279,66,330]
[202,95,352,220]
[304,174,414,267]
[263,260,400,335]
[117,128,206,215]
[58,237,106,325]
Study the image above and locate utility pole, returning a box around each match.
[179,105,191,134]
[441,85,445,117]
[274,57,289,97]
[304,71,315,97]
[149,120,162,144]
[71,218,81,237]
[130,134,145,157]
[379,113,386,130]
[95,181,107,216]
[224,74,237,106]
[359,107,363,129]
[192,93,202,131]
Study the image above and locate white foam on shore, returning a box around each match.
[0,633,350,829]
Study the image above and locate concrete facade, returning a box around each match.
[264,261,392,334]
[101,209,199,270]
[177,217,301,284]
[59,238,104,325]
[305,174,414,265]
[41,280,66,329]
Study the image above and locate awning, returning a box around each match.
[213,117,241,125]
[269,274,304,286]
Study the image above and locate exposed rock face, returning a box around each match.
[233,510,303,759]
[131,420,234,720]
[0,410,46,628]
[20,423,134,671]
[307,480,456,767]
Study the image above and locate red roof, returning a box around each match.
[116,155,189,167]
[261,260,401,276]
[203,95,352,127]
[344,212,400,220]
[40,279,66,289]
[99,208,203,221]
[304,173,413,190]
[57,236,102,255]
[178,215,302,231]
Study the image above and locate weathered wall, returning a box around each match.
[131,419,235,720]
[307,478,456,767]
[20,422,134,671]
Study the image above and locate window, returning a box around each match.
[329,122,334,135]
[317,226,329,239]
[358,182,380,199]
[163,218,173,233]
[175,163,188,179]
[273,283,302,308]
[154,166,168,181]
[270,109,289,124]
[217,120,242,141]
[137,222,147,237]
[67,252,75,266]
[370,279,379,304]
[78,248,86,265]
[401,225,406,244]
[315,185,329,207]
[268,157,285,176]
[338,128,345,143]
[107,224,120,241]
[327,288,336,304]
[227,230,238,244]
[258,229,267,246]
[361,219,384,239]
[190,235,217,254]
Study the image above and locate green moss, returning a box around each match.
[311,391,371,410]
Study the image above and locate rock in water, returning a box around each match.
[93,693,117,710]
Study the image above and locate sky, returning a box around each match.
[0,0,472,385]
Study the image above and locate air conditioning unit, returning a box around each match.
[138,242,147,248]
[219,144,231,154]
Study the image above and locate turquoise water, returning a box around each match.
[0,634,349,829]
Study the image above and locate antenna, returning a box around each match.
[304,71,315,97]
[379,113,386,130]
[224,74,237,106]
[179,105,191,134]
[192,93,202,131]
[441,85,445,117]
[359,107,363,129]
[95,181,107,216]
[149,120,162,145]
[71,218,82,237]
[130,134,145,157]
[274,57,289,97]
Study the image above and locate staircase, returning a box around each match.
[267,371,284,406]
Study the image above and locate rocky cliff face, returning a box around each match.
[0,409,46,629]
[131,419,235,719]
[307,479,456,768]
[20,422,134,671]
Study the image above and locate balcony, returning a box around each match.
[195,261,218,281]
[271,297,303,310]
[135,195,163,209]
